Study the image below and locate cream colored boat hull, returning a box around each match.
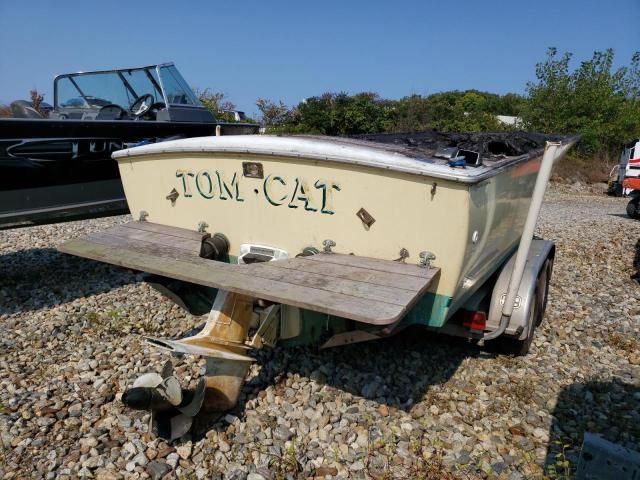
[116,148,540,325]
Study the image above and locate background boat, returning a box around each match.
[0,63,258,229]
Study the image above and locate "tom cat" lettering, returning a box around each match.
[175,169,341,215]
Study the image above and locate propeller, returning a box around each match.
[121,360,206,440]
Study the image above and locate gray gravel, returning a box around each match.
[1,184,639,479]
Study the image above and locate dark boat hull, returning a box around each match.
[0,118,257,228]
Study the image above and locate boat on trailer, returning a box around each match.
[0,62,257,229]
[59,131,576,438]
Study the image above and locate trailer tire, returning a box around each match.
[627,197,640,219]
[493,281,540,356]
[607,181,623,197]
[535,259,552,327]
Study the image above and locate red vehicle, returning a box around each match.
[608,139,640,219]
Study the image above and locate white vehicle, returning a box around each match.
[607,139,640,219]
[220,110,247,122]
[608,138,640,197]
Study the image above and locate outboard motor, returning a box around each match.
[121,290,263,440]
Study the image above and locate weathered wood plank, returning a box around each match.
[79,232,217,265]
[105,225,203,254]
[77,233,422,307]
[262,257,428,291]
[246,262,415,306]
[307,253,432,278]
[58,238,408,324]
[58,221,440,325]
[124,221,210,242]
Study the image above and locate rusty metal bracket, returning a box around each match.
[166,188,179,205]
[418,251,436,268]
[356,207,376,228]
[242,161,264,179]
[395,248,410,263]
[248,304,281,348]
[320,330,381,349]
[322,239,336,254]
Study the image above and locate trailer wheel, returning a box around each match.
[607,181,623,197]
[627,197,640,219]
[535,259,552,327]
[493,293,538,356]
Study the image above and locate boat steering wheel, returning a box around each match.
[130,94,154,118]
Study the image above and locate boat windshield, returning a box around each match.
[157,65,200,106]
[54,64,201,110]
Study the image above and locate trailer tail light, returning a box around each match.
[463,311,487,332]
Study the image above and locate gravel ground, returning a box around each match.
[1,185,639,479]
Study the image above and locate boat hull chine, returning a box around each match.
[0,179,128,229]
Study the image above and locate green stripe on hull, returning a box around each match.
[280,310,351,347]
[278,293,452,347]
[402,292,452,328]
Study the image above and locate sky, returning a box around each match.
[1,0,638,117]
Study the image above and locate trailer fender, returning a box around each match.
[486,239,555,340]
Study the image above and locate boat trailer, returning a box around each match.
[57,140,575,438]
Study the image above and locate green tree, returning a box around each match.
[256,98,290,127]
[264,89,524,135]
[493,92,527,117]
[390,95,431,132]
[294,93,335,134]
[285,92,393,135]
[194,88,237,122]
[423,90,502,132]
[336,92,393,134]
[30,89,48,117]
[522,48,640,156]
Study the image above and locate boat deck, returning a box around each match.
[334,131,562,162]
[58,221,439,325]
[112,132,573,184]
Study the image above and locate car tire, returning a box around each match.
[627,197,640,219]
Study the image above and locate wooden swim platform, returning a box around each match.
[58,221,439,325]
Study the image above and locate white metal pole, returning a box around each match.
[484,139,575,341]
